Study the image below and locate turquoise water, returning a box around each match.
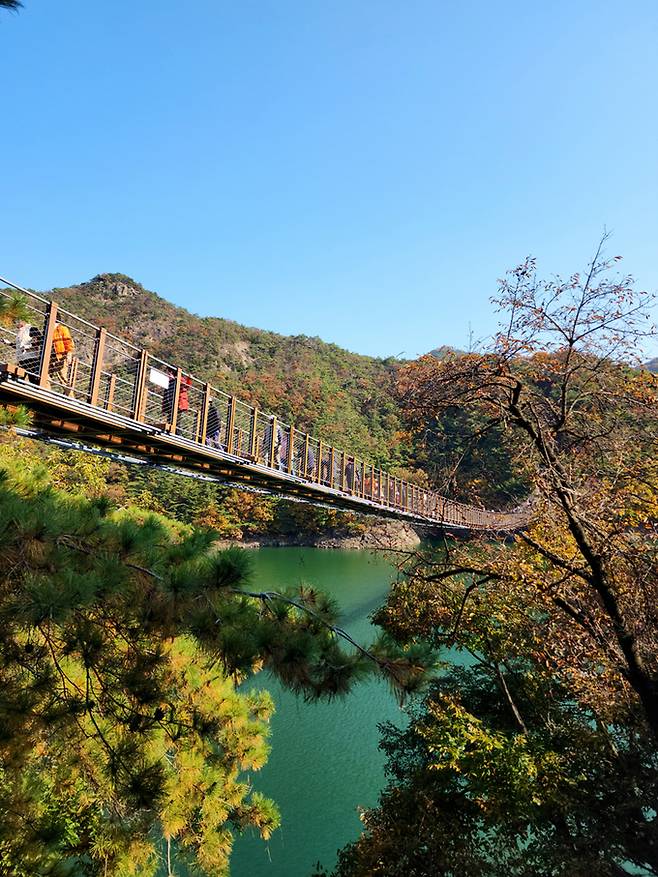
[229,548,404,877]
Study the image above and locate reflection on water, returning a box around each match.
[229,548,405,877]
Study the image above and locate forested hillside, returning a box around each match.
[51,274,405,467]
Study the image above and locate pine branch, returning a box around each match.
[232,588,424,690]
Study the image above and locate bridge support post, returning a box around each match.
[226,396,236,454]
[226,396,237,454]
[317,440,323,483]
[105,373,116,411]
[38,300,58,388]
[341,451,346,491]
[303,433,310,479]
[88,327,106,407]
[268,416,278,469]
[167,368,182,433]
[249,406,259,459]
[198,382,211,445]
[132,349,149,421]
[329,447,335,488]
[287,426,295,474]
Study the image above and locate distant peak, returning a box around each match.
[427,344,465,360]
[85,273,145,298]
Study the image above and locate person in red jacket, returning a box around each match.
[177,374,192,436]
[162,371,192,436]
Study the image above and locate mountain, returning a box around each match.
[48,274,407,467]
[645,358,658,374]
[427,344,465,360]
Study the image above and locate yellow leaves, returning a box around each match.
[417,689,592,823]
[195,828,232,875]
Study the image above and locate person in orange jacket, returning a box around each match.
[50,322,75,384]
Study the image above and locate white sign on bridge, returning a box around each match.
[149,367,170,389]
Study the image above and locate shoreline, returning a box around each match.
[214,519,422,552]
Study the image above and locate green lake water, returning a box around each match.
[229,547,405,877]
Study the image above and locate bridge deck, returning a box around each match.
[0,277,526,532]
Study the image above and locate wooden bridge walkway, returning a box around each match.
[0,276,527,532]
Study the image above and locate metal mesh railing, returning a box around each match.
[140,355,172,428]
[229,398,253,459]
[254,410,273,465]
[102,334,142,418]
[0,277,530,532]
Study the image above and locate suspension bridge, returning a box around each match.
[0,276,528,532]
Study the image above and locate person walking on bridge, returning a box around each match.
[278,427,290,471]
[15,320,31,364]
[205,399,223,449]
[15,320,42,381]
[161,370,193,436]
[176,374,192,436]
[49,322,74,385]
[345,456,360,493]
[263,415,282,467]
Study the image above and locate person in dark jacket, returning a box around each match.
[206,400,223,449]
[263,415,283,467]
[278,427,289,471]
[162,371,176,422]
[345,457,355,491]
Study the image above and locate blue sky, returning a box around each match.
[3,0,658,359]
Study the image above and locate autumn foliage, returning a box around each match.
[335,239,658,876]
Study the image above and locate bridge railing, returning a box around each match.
[0,280,527,531]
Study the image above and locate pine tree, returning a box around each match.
[0,445,431,875]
